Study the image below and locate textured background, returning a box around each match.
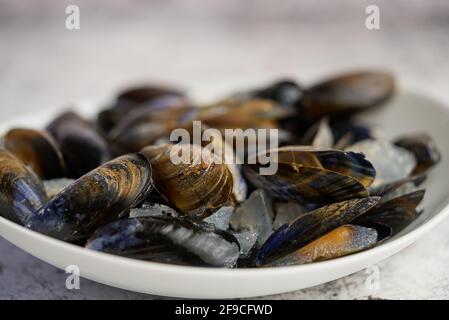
[0,0,449,299]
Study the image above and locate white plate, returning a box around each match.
[1,91,449,299]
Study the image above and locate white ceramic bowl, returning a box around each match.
[1,91,449,299]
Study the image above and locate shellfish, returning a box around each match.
[3,128,66,179]
[86,216,240,268]
[302,71,395,119]
[244,146,376,204]
[0,149,48,225]
[256,196,380,265]
[26,153,153,242]
[47,111,110,178]
[141,144,234,218]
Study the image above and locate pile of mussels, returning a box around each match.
[0,71,442,268]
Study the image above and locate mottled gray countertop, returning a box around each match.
[1,0,449,299]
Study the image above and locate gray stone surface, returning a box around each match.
[1,0,449,299]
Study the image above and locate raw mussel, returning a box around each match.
[47,111,110,178]
[108,105,194,153]
[266,224,379,267]
[302,71,395,119]
[256,196,380,265]
[0,149,48,225]
[3,128,66,179]
[244,146,376,205]
[353,190,425,236]
[141,144,234,218]
[86,215,240,267]
[97,85,186,134]
[394,133,441,175]
[26,153,153,242]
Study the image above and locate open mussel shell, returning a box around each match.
[26,153,153,242]
[86,216,240,268]
[47,111,111,178]
[353,190,425,237]
[141,144,234,218]
[0,149,48,225]
[256,196,380,266]
[3,128,66,179]
[302,71,395,119]
[244,146,375,204]
[266,224,379,267]
[394,133,441,175]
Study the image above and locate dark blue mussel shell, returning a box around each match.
[0,149,48,225]
[26,153,153,242]
[256,196,380,265]
[86,216,240,268]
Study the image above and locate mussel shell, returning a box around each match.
[3,128,66,179]
[345,139,416,188]
[353,190,425,236]
[0,149,48,225]
[256,196,380,265]
[394,133,441,175]
[86,216,240,268]
[108,105,193,153]
[141,144,234,218]
[244,147,375,204]
[266,224,378,267]
[26,153,153,242]
[98,86,185,134]
[251,79,303,107]
[47,111,110,178]
[196,98,294,129]
[302,71,395,119]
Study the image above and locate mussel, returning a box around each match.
[108,105,193,153]
[0,149,48,225]
[244,146,376,205]
[302,71,395,119]
[141,144,234,218]
[266,224,378,266]
[26,153,153,242]
[353,190,425,236]
[47,111,110,178]
[346,139,416,187]
[196,98,294,130]
[237,79,303,108]
[97,85,186,134]
[86,216,240,268]
[3,128,66,179]
[394,133,441,175]
[256,196,380,265]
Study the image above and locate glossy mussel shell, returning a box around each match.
[141,144,234,218]
[302,71,395,119]
[0,149,48,225]
[26,153,153,242]
[47,111,110,178]
[256,196,380,265]
[244,146,376,204]
[353,190,425,236]
[266,224,379,266]
[3,128,66,179]
[86,216,240,268]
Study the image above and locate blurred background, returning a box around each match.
[1,0,449,299]
[1,0,448,121]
